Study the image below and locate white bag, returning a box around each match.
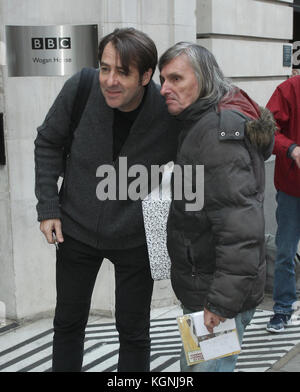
[142,162,174,280]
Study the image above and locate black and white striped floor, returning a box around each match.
[0,308,300,372]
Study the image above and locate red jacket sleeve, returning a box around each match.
[266,87,295,158]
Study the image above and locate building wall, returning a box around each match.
[0,0,294,321]
[0,0,196,320]
[197,0,293,106]
[196,0,294,238]
[0,0,16,323]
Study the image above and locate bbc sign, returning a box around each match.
[6,25,98,77]
[32,37,72,50]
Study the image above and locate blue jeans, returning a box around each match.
[273,191,300,315]
[180,308,255,372]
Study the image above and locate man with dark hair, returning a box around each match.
[159,42,275,372]
[34,28,179,372]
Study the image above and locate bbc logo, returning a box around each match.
[32,37,71,50]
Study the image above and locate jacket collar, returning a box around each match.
[174,86,276,159]
[175,96,215,123]
[175,87,261,123]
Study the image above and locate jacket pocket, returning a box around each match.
[187,245,213,293]
[187,246,201,290]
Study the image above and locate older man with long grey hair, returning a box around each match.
[159,42,275,372]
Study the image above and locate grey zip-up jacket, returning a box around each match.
[34,69,180,249]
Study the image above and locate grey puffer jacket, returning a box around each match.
[167,88,275,318]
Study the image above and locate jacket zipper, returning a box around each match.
[96,150,119,247]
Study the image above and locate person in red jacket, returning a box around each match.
[266,75,300,332]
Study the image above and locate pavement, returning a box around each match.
[0,292,300,373]
[260,293,300,372]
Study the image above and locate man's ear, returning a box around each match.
[141,68,153,86]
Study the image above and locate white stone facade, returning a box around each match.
[0,0,294,321]
[197,0,294,106]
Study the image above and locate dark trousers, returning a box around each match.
[52,233,154,372]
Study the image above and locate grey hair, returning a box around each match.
[159,42,234,107]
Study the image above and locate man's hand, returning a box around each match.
[204,308,226,334]
[291,146,300,169]
[40,219,64,245]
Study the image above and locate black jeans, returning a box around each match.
[52,233,154,372]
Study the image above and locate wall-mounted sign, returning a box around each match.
[283,44,292,67]
[5,24,98,77]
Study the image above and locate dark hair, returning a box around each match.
[98,28,158,79]
[159,42,233,107]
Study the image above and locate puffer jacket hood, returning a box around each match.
[176,87,275,157]
[218,89,275,155]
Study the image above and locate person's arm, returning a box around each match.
[34,72,80,243]
[204,197,262,321]
[266,86,296,158]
